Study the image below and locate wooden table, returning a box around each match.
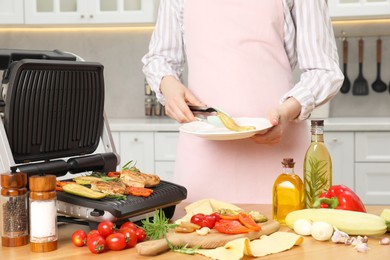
[1,204,389,260]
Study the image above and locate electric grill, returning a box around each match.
[0,49,187,225]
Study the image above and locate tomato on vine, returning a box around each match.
[87,235,107,254]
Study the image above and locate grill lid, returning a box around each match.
[3,59,105,163]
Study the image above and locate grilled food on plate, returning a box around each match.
[120,169,160,188]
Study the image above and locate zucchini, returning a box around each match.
[285,208,387,236]
[73,176,102,185]
[380,209,390,231]
[62,183,106,200]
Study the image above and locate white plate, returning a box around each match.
[179,116,273,140]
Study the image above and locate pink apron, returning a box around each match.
[174,0,310,204]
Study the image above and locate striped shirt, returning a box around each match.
[142,0,344,120]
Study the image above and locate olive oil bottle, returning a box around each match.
[272,158,304,224]
[304,120,332,208]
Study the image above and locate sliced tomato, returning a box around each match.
[238,212,261,231]
[219,214,239,220]
[214,219,253,234]
[107,171,121,178]
[126,187,154,197]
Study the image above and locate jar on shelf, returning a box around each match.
[29,175,58,252]
[1,172,29,247]
[145,97,153,116]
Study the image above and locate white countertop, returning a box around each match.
[108,117,181,132]
[107,117,390,132]
[324,117,390,131]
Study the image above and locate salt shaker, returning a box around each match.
[1,172,29,247]
[29,175,58,252]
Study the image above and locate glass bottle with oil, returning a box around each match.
[272,158,304,224]
[303,120,332,208]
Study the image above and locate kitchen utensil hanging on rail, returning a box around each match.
[352,38,369,96]
[340,38,350,94]
[372,38,387,93]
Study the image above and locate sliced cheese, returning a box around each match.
[195,232,303,260]
[196,238,249,260]
[251,232,304,257]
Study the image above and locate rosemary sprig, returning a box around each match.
[141,209,177,240]
[166,237,200,255]
[122,160,140,172]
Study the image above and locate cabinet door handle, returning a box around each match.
[331,138,338,142]
[80,14,85,19]
[89,14,94,19]
[133,138,139,142]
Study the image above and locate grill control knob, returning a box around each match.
[90,209,104,217]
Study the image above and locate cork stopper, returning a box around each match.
[311,120,324,126]
[282,158,295,168]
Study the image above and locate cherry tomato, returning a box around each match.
[98,220,116,238]
[119,221,137,231]
[135,228,146,242]
[72,230,87,247]
[118,228,137,248]
[190,213,205,226]
[106,233,126,251]
[87,230,101,243]
[190,213,217,229]
[210,212,221,222]
[87,235,107,254]
[203,215,217,229]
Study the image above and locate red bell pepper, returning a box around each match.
[313,185,366,212]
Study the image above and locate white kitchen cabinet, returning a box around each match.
[23,0,156,25]
[355,163,390,205]
[117,131,178,182]
[0,0,24,24]
[354,132,390,204]
[154,132,179,182]
[355,132,390,162]
[325,132,354,189]
[155,161,175,183]
[119,132,155,174]
[329,0,390,19]
[325,130,390,205]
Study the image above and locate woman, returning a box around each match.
[142,0,343,204]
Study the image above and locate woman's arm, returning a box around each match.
[141,0,186,105]
[282,0,344,120]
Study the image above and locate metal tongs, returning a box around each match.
[188,105,218,113]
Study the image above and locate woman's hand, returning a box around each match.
[251,109,286,144]
[160,76,204,123]
[251,97,301,144]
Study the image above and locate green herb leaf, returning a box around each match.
[141,209,177,240]
[122,160,141,172]
[166,237,200,255]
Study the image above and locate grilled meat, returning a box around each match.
[120,169,160,188]
[90,180,126,195]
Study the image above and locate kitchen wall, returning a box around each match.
[1,20,390,119]
[330,21,390,117]
[0,27,154,119]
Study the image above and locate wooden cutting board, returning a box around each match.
[136,219,280,256]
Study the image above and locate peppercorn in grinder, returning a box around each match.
[1,172,29,247]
